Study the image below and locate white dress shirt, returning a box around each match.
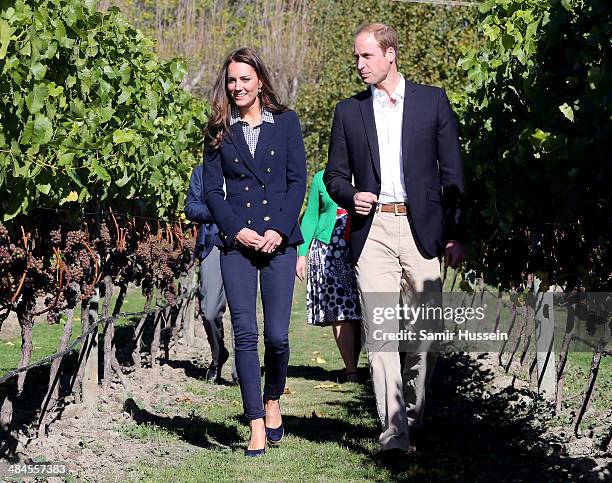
[372,75,407,204]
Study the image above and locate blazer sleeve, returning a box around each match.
[267,111,307,239]
[436,89,466,243]
[324,104,359,211]
[202,145,245,245]
[184,166,214,224]
[297,173,322,257]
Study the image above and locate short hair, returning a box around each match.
[355,23,399,57]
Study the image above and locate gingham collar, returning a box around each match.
[230,105,274,126]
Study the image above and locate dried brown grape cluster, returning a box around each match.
[0,223,54,312]
[132,224,197,304]
[50,227,62,246]
[0,224,8,242]
[100,222,111,247]
[1,218,197,317]
[0,245,10,269]
[0,224,13,298]
[0,223,28,303]
[46,225,95,306]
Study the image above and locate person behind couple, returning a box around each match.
[202,47,307,456]
[296,170,361,382]
[184,164,238,385]
[324,23,466,460]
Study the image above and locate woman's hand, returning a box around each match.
[296,256,307,281]
[256,230,283,254]
[236,228,264,249]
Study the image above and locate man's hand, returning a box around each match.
[296,255,307,281]
[256,229,283,254]
[444,240,466,269]
[236,228,264,249]
[353,192,378,216]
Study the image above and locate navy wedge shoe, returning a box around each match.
[244,447,266,457]
[265,424,284,446]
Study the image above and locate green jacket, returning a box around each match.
[298,170,339,256]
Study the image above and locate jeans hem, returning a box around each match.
[245,412,266,421]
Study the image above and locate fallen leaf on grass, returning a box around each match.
[175,396,193,404]
[4,342,14,346]
[314,383,341,390]
[311,357,327,364]
[311,410,326,418]
[312,351,321,356]
[283,387,294,395]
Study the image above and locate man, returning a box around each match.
[185,164,238,385]
[324,23,465,460]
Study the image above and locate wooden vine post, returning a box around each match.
[534,278,556,401]
[38,283,80,437]
[132,289,154,369]
[102,275,113,390]
[573,302,611,435]
[102,275,127,391]
[0,268,37,448]
[555,302,575,413]
[82,288,100,405]
[150,292,163,367]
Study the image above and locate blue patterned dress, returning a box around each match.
[306,211,361,326]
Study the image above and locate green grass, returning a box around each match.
[562,352,612,413]
[130,281,398,482]
[126,280,612,482]
[0,286,146,377]
[0,320,81,376]
[1,277,610,481]
[441,269,612,413]
[118,421,178,443]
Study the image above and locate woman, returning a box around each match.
[202,48,306,457]
[296,170,361,382]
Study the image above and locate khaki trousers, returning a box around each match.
[355,210,441,451]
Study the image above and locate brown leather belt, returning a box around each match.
[377,203,408,215]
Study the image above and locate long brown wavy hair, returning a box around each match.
[204,47,287,149]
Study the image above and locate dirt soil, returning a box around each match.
[3,320,223,482]
[478,354,612,462]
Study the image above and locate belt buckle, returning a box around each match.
[393,203,402,216]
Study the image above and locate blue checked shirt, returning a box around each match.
[230,105,275,157]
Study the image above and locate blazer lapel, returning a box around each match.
[359,89,381,181]
[253,120,275,165]
[227,123,265,184]
[401,79,418,172]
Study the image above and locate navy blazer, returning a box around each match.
[184,164,218,260]
[203,109,307,250]
[324,80,465,263]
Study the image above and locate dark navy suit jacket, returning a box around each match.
[324,80,465,263]
[184,164,218,260]
[203,110,307,249]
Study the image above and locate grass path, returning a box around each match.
[1,281,610,481]
[127,281,610,482]
[133,280,396,481]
